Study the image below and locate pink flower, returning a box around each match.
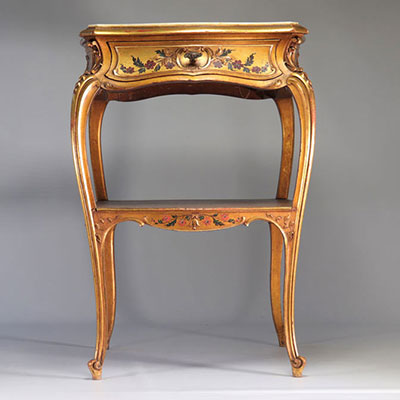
[145,60,156,69]
[232,60,243,69]
[178,218,186,226]
[165,62,175,69]
[162,215,172,223]
[203,217,212,226]
[220,214,230,222]
[213,60,223,68]
[252,66,261,73]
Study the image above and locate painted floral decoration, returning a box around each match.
[120,48,270,75]
[150,213,245,230]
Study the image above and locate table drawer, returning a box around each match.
[106,41,282,82]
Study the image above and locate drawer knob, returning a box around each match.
[177,48,210,69]
[184,51,202,64]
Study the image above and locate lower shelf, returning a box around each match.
[96,198,292,211]
[94,199,295,232]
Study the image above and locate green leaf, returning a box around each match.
[154,64,161,71]
[155,49,166,57]
[243,67,250,73]
[166,219,177,227]
[132,56,145,68]
[138,67,146,74]
[228,219,235,223]
[227,63,233,71]
[221,48,232,57]
[244,53,255,66]
[213,218,224,226]
[199,216,205,220]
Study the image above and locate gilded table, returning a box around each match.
[71,22,316,380]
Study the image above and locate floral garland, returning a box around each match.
[150,213,245,229]
[120,48,270,74]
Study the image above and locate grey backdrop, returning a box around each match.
[1,0,400,335]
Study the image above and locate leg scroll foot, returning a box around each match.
[291,356,306,377]
[88,359,103,380]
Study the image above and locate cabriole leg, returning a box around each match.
[89,96,108,201]
[87,229,109,380]
[71,75,108,380]
[283,232,306,377]
[269,223,285,347]
[104,226,117,350]
[269,94,295,347]
[282,72,315,377]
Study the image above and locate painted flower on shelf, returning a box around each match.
[162,215,172,223]
[119,47,271,75]
[150,213,247,230]
[203,216,213,226]
[220,214,230,222]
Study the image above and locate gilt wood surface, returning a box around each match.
[71,22,315,380]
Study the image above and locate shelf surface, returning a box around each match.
[97,199,292,211]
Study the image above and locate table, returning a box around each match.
[71,22,315,380]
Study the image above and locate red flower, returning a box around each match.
[165,62,175,69]
[220,214,230,222]
[145,60,156,69]
[120,64,134,74]
[162,215,172,223]
[203,217,212,226]
[232,60,243,69]
[178,218,186,226]
[252,66,261,73]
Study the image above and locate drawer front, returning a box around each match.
[106,41,282,82]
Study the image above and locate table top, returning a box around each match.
[80,22,308,37]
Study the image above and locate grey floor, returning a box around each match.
[1,322,399,400]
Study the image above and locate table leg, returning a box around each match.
[88,96,116,350]
[71,76,109,380]
[269,94,295,347]
[89,97,108,201]
[283,233,306,377]
[269,223,285,347]
[283,72,315,377]
[104,226,116,350]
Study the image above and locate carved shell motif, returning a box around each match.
[82,39,102,75]
[284,36,304,72]
[73,39,102,94]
